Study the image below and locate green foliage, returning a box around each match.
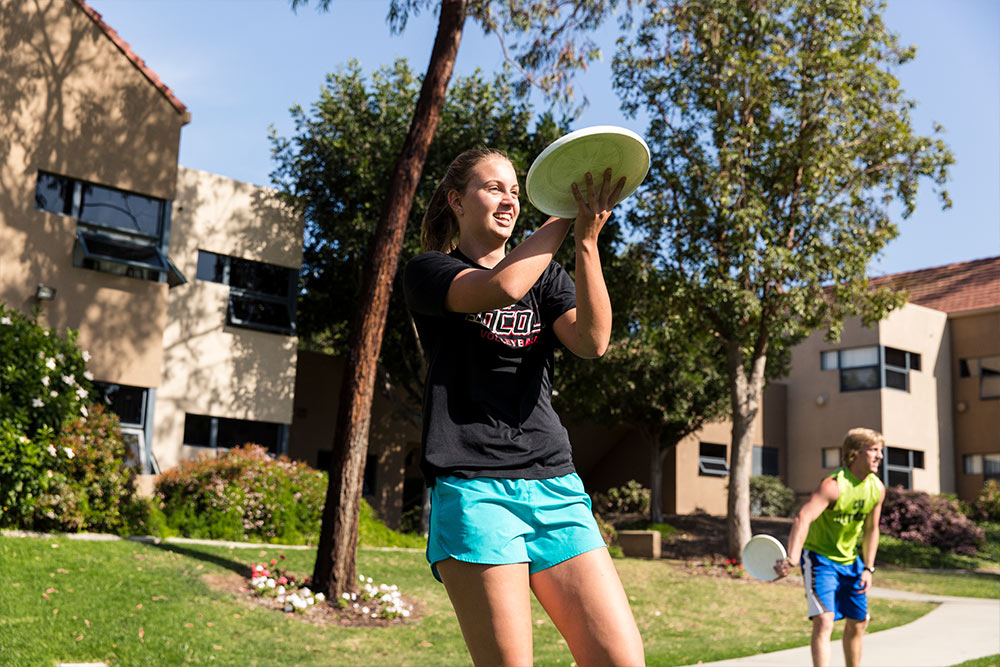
[153,445,422,548]
[358,499,425,549]
[592,480,651,515]
[968,480,1000,523]
[155,445,327,545]
[270,61,570,411]
[749,474,796,517]
[612,0,954,550]
[0,302,93,436]
[0,405,138,533]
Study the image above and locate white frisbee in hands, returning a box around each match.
[742,534,787,582]
[525,125,650,218]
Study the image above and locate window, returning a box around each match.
[182,413,288,454]
[93,382,149,428]
[960,355,1000,400]
[822,447,842,468]
[196,250,296,335]
[698,442,729,477]
[964,454,1000,482]
[93,382,151,472]
[35,171,184,286]
[880,446,925,490]
[753,446,779,476]
[820,345,921,393]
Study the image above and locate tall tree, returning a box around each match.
[613,0,953,557]
[287,0,624,598]
[555,246,729,523]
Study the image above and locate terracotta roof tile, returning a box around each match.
[870,256,1000,314]
[72,0,190,121]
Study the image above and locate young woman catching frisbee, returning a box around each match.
[404,147,644,666]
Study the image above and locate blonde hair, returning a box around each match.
[842,427,885,466]
[421,148,511,253]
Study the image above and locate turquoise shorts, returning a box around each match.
[427,473,607,582]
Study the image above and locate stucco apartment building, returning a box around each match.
[1,0,302,479]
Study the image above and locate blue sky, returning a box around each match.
[90,0,998,277]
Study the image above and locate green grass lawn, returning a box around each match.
[0,536,933,666]
[876,566,1000,599]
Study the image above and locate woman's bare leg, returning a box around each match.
[529,548,645,666]
[436,559,533,666]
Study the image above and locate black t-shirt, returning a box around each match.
[403,249,578,485]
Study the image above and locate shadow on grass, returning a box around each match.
[148,541,252,577]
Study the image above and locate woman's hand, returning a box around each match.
[571,168,626,243]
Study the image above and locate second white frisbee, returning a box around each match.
[526,125,650,218]
[742,534,787,582]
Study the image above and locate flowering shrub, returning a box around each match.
[967,480,1000,523]
[155,445,327,544]
[0,405,138,533]
[685,555,746,579]
[592,480,651,515]
[0,302,93,437]
[880,487,985,555]
[248,556,326,613]
[750,475,796,517]
[336,574,413,620]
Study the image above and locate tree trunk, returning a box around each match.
[724,340,768,560]
[648,428,665,524]
[312,0,467,599]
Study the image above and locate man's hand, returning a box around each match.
[773,558,796,580]
[857,569,873,594]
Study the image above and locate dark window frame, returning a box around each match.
[181,412,289,454]
[35,171,185,286]
[196,250,297,335]
[699,442,729,477]
[820,345,921,393]
[880,446,925,490]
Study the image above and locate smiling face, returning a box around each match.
[450,156,520,249]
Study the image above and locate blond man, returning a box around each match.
[774,428,886,667]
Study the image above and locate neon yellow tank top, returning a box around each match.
[803,467,882,564]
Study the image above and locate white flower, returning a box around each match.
[82,351,91,362]
[315,593,325,602]
[276,595,285,604]
[76,388,88,399]
[300,587,311,596]
[63,447,74,459]
[49,390,58,398]
[353,603,359,609]
[62,374,74,385]
[0,316,10,325]
[38,351,45,360]
[402,609,410,618]
[361,606,369,614]
[358,574,365,582]
[307,597,315,606]
[56,353,64,362]
[80,406,88,418]
[83,370,94,381]
[45,358,56,370]
[47,444,57,456]
[371,613,377,618]
[46,470,53,478]
[276,585,285,595]
[341,593,350,601]
[32,398,44,408]
[266,578,276,588]
[366,577,373,584]
[41,376,50,387]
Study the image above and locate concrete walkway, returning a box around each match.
[687,587,1000,667]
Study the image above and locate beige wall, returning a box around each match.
[878,304,951,493]
[290,351,423,530]
[0,0,186,387]
[155,167,302,470]
[950,308,1000,501]
[784,318,882,495]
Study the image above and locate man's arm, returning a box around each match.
[773,475,839,579]
[857,481,886,594]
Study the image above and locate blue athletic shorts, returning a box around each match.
[427,473,607,582]
[802,549,869,621]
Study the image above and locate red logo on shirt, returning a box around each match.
[466,306,542,348]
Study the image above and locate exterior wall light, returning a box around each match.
[815,394,828,407]
[35,283,56,301]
